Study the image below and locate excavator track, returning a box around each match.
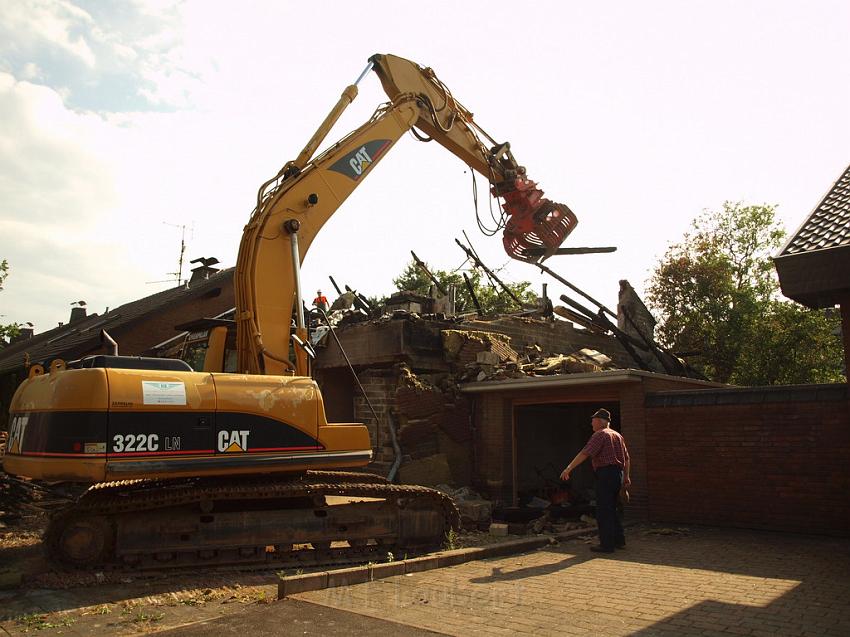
[44,471,460,571]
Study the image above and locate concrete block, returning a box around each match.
[368,561,406,581]
[404,555,440,573]
[398,453,453,487]
[476,351,501,365]
[489,522,509,536]
[326,566,370,588]
[437,548,477,568]
[0,570,22,590]
[480,537,550,559]
[553,527,597,543]
[277,571,328,598]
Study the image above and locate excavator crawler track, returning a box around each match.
[44,471,459,571]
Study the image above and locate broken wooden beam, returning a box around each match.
[455,238,524,309]
[559,294,653,372]
[463,272,483,316]
[411,251,448,296]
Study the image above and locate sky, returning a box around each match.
[1,0,849,333]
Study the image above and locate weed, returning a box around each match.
[444,528,459,551]
[386,551,395,563]
[132,609,164,624]
[16,613,75,632]
[16,613,48,632]
[179,598,204,607]
[255,590,273,605]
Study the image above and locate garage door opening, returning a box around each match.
[514,402,620,516]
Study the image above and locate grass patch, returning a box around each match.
[15,613,75,632]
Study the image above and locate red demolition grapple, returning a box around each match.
[499,177,577,262]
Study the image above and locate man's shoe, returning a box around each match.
[590,545,614,553]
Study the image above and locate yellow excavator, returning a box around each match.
[2,54,576,568]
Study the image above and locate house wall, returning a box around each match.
[644,384,850,536]
[471,374,715,515]
[345,367,475,483]
[352,369,399,470]
[109,286,234,357]
[0,281,234,430]
[841,296,850,385]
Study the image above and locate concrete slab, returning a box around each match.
[155,598,442,636]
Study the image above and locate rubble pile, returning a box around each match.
[393,364,472,488]
[0,473,37,527]
[435,485,493,531]
[444,327,617,383]
[388,328,620,500]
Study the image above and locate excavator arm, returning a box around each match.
[234,54,576,376]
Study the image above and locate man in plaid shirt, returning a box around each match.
[560,408,630,553]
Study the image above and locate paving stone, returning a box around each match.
[295,526,850,637]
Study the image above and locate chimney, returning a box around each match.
[70,306,87,323]
[188,256,221,284]
[11,327,34,344]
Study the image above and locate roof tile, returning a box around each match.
[0,269,233,373]
[781,163,850,256]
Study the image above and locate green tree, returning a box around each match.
[0,259,20,344]
[392,258,537,315]
[647,202,844,385]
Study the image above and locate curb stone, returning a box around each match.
[277,526,598,599]
[278,571,328,597]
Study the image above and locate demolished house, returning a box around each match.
[312,280,720,529]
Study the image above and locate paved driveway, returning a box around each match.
[295,526,850,636]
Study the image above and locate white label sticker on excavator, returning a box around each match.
[142,381,187,405]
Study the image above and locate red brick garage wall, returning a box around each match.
[645,384,850,535]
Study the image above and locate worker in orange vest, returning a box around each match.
[313,289,329,312]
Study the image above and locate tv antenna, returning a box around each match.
[146,222,195,285]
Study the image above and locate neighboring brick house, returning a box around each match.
[0,265,234,429]
[774,161,850,381]
[640,164,850,536]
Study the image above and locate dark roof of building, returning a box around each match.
[0,268,233,374]
[780,162,850,256]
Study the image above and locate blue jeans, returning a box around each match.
[595,465,625,549]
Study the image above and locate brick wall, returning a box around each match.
[470,372,717,512]
[352,369,398,469]
[110,285,234,356]
[645,384,850,535]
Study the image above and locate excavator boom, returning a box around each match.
[235,53,577,376]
